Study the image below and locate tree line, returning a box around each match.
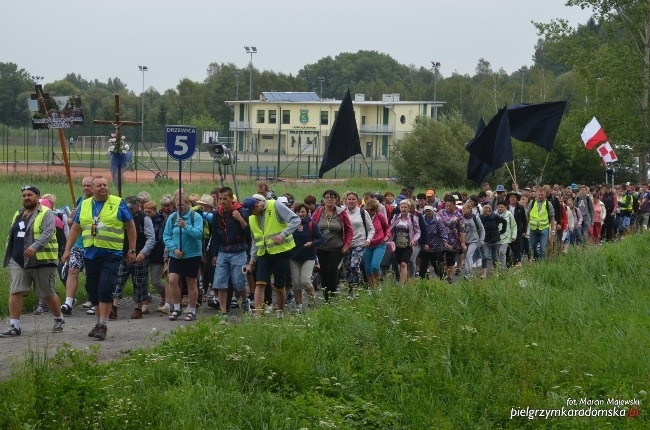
[0,0,646,185]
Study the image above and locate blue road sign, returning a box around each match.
[165,125,197,161]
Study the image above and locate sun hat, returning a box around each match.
[195,194,214,207]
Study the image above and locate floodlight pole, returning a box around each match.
[317,76,325,170]
[138,66,148,179]
[245,46,257,167]
[431,61,441,120]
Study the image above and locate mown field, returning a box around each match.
[0,175,647,429]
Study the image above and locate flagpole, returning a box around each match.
[504,163,515,184]
[359,153,371,177]
[539,153,550,183]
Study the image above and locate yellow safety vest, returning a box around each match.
[80,195,124,250]
[249,200,295,256]
[529,200,550,231]
[619,194,633,212]
[11,206,58,261]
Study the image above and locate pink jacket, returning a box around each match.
[369,212,390,247]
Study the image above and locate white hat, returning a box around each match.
[277,196,289,205]
[423,205,435,212]
[195,194,214,207]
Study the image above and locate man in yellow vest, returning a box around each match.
[2,185,65,337]
[243,194,300,318]
[526,188,556,261]
[62,176,137,340]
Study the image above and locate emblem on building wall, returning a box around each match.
[299,109,309,124]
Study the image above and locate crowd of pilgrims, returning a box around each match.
[34,179,649,320]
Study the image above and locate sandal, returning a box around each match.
[183,312,196,321]
[169,310,181,321]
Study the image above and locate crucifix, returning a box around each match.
[30,84,76,205]
[94,94,141,196]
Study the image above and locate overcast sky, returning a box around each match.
[3,0,593,94]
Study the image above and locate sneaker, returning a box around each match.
[275,309,284,319]
[81,301,93,309]
[52,318,65,333]
[446,276,453,284]
[33,305,48,315]
[86,306,95,315]
[296,304,303,314]
[0,325,21,337]
[242,298,251,313]
[230,297,239,309]
[61,303,73,315]
[94,324,107,341]
[454,268,461,276]
[141,304,150,314]
[131,308,143,319]
[109,306,118,320]
[157,305,171,315]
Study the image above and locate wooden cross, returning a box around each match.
[94,94,141,196]
[30,85,76,205]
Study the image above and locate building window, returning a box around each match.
[361,115,366,125]
[282,110,290,124]
[268,110,277,124]
[257,110,265,123]
[320,111,328,125]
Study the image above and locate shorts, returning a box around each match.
[8,259,57,298]
[213,251,247,291]
[168,256,201,278]
[69,247,85,270]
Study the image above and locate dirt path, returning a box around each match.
[0,297,224,379]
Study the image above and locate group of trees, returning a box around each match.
[0,0,647,186]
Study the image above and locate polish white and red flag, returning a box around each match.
[581,117,608,150]
[597,142,618,163]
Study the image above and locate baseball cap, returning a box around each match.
[242,197,260,212]
[277,196,289,205]
[426,189,435,197]
[423,205,435,212]
[495,185,506,192]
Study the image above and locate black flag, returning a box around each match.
[465,107,513,171]
[318,89,361,178]
[507,101,567,151]
[467,118,495,185]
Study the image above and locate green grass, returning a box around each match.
[0,234,647,429]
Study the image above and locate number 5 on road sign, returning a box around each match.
[165,125,197,161]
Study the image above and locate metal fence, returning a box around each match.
[0,125,396,181]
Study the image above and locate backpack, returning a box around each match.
[360,208,369,239]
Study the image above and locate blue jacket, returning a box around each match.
[163,210,204,259]
[290,216,325,262]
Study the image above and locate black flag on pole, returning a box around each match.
[507,101,567,152]
[466,118,495,185]
[318,89,361,178]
